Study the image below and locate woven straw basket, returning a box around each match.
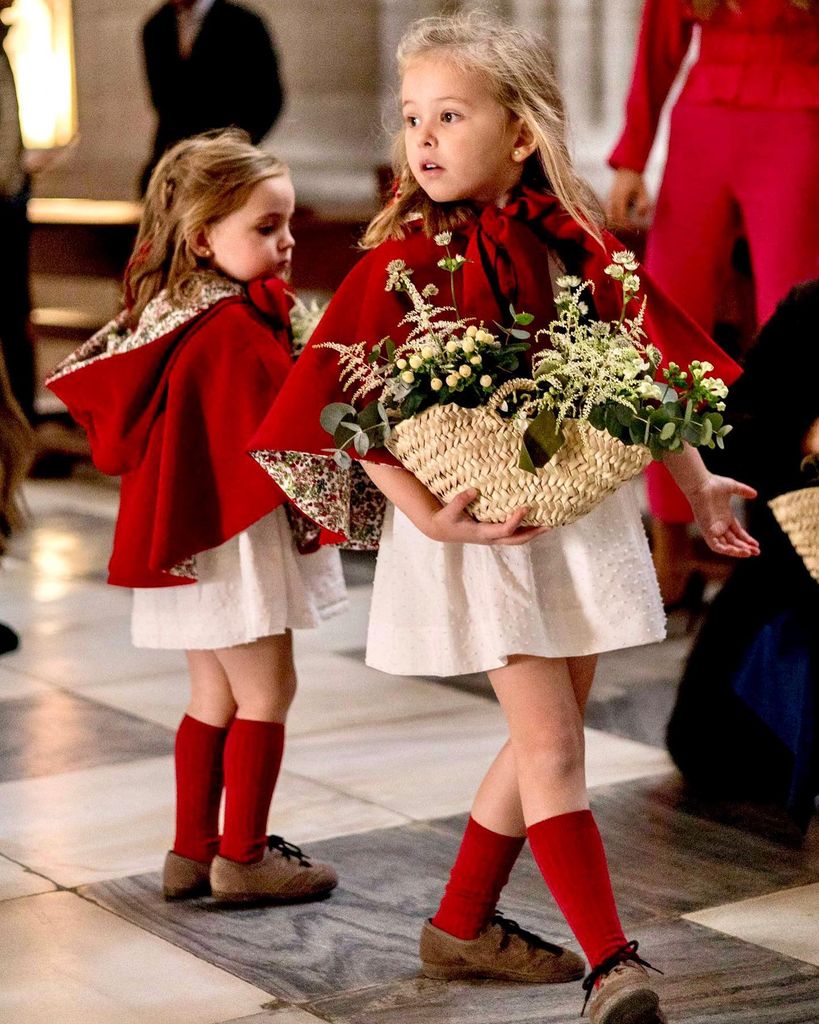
[768,487,819,584]
[385,380,651,528]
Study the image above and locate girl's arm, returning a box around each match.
[362,463,549,547]
[663,446,760,558]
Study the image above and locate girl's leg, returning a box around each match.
[430,655,599,940]
[216,632,296,864]
[171,651,235,865]
[489,654,627,966]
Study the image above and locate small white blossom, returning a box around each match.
[459,364,472,378]
[612,250,637,266]
[396,358,408,369]
[434,231,452,246]
[421,346,435,359]
[445,340,460,353]
[555,275,582,289]
[480,374,492,387]
[470,355,482,365]
[430,377,443,391]
[462,338,476,353]
[409,354,423,370]
[466,325,478,338]
[401,370,415,384]
[446,373,460,387]
[422,284,439,298]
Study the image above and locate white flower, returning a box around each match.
[555,274,581,289]
[459,364,472,377]
[480,374,492,388]
[430,377,443,391]
[466,325,478,338]
[396,358,408,369]
[434,231,452,246]
[422,284,439,298]
[470,355,482,365]
[421,346,435,359]
[409,354,423,370]
[446,373,460,387]
[612,250,637,266]
[623,274,640,292]
[401,370,415,384]
[462,338,476,353]
[476,328,493,343]
[445,340,460,353]
[636,378,664,402]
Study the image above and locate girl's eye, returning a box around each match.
[441,111,461,124]
[406,115,420,128]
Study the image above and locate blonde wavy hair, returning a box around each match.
[691,0,812,14]
[362,10,602,249]
[125,130,287,325]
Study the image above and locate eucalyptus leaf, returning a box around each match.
[353,431,370,456]
[659,421,676,441]
[509,328,531,340]
[320,402,356,435]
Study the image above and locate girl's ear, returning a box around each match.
[511,119,538,162]
[190,228,214,260]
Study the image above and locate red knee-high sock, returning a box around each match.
[431,816,526,939]
[173,714,229,864]
[527,810,627,968]
[219,718,285,864]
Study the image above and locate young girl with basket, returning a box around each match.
[249,15,758,1023]
[47,131,345,907]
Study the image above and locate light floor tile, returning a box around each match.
[22,479,119,520]
[0,852,56,901]
[285,709,673,821]
[0,665,54,701]
[684,882,819,967]
[584,727,673,786]
[0,569,130,634]
[0,755,407,888]
[0,891,269,1024]
[0,615,185,687]
[222,1010,327,1024]
[79,654,485,737]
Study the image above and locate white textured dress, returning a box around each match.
[366,481,665,676]
[131,508,347,650]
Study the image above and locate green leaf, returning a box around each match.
[320,402,357,435]
[614,403,637,426]
[588,405,606,430]
[385,338,396,361]
[353,431,370,456]
[659,421,676,441]
[509,328,530,340]
[333,420,358,450]
[520,407,565,469]
[514,312,535,325]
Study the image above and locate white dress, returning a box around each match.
[131,508,348,650]
[366,481,666,676]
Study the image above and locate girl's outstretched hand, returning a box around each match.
[428,489,550,546]
[685,476,760,558]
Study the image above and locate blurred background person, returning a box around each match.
[607,0,819,607]
[0,0,34,426]
[140,0,285,194]
[667,281,819,830]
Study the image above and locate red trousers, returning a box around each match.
[646,104,819,522]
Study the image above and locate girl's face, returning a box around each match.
[402,57,528,206]
[204,174,296,282]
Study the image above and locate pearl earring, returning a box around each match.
[513,148,521,160]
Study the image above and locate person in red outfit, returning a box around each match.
[47,131,344,906]
[249,14,758,1023]
[608,0,819,603]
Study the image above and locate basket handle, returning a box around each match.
[486,377,539,415]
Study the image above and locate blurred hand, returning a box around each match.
[426,489,550,546]
[606,168,652,228]
[686,475,760,558]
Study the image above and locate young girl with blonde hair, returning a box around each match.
[250,14,758,1023]
[48,130,345,906]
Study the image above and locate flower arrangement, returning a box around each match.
[319,235,731,476]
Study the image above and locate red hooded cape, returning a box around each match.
[249,188,741,548]
[48,275,295,587]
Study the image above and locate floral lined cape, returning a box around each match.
[48,274,298,587]
[249,187,741,549]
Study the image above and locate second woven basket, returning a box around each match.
[386,402,651,528]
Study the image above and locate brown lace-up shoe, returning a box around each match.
[583,941,666,1024]
[210,834,338,904]
[420,912,585,983]
[162,851,211,900]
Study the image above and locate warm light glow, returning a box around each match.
[3,0,76,148]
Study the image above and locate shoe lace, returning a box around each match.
[267,834,312,867]
[490,911,565,956]
[580,941,663,1017]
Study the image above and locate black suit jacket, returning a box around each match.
[141,0,284,189]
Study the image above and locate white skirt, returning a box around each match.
[366,482,666,676]
[131,508,348,649]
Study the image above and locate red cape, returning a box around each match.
[48,276,295,587]
[249,188,740,546]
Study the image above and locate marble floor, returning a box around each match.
[1,479,818,1024]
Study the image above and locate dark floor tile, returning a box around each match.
[340,551,377,588]
[0,690,174,781]
[305,918,819,1024]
